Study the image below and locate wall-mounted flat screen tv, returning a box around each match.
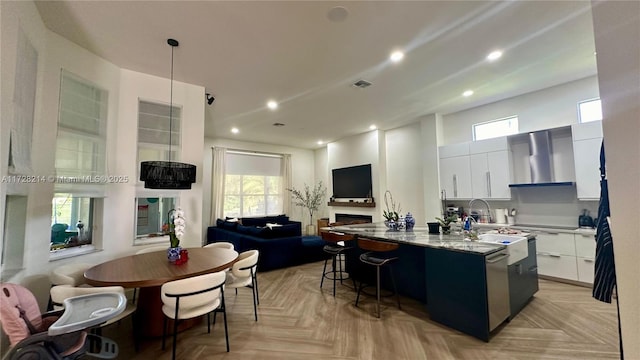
[332,164,372,198]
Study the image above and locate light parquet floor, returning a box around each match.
[104,261,620,360]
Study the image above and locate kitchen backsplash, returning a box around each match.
[446,186,599,229]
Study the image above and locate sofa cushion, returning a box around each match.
[241,215,289,227]
[237,224,268,237]
[216,218,239,231]
[262,223,299,239]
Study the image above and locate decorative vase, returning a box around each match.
[384,220,399,231]
[405,212,415,230]
[306,224,316,236]
[167,246,182,263]
[441,225,451,235]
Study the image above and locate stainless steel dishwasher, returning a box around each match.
[485,250,511,331]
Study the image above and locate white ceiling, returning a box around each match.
[35,1,597,149]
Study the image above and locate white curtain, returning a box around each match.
[282,154,292,216]
[210,147,227,223]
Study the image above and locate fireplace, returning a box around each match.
[335,213,373,224]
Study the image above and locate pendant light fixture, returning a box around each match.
[140,38,196,189]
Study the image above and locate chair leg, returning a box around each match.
[321,258,329,288]
[207,313,211,333]
[251,275,258,321]
[132,288,137,304]
[376,266,381,318]
[172,318,179,360]
[332,255,337,297]
[162,316,167,350]
[221,296,230,352]
[389,265,401,310]
[338,253,345,284]
[355,279,365,307]
[213,310,218,324]
[254,271,260,305]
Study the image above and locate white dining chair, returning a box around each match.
[48,263,93,310]
[225,250,259,321]
[161,271,229,359]
[203,242,235,250]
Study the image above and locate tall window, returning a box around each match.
[55,70,107,178]
[52,70,107,254]
[473,116,518,141]
[578,98,602,123]
[223,152,283,217]
[138,100,181,165]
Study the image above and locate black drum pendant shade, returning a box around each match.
[140,38,196,190]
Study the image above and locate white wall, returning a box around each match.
[592,1,640,357]
[1,2,205,284]
[201,138,316,241]
[385,123,426,224]
[314,146,330,221]
[442,76,600,145]
[326,131,382,222]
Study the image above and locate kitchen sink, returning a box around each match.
[477,233,528,265]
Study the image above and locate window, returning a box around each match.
[51,194,94,250]
[138,100,181,166]
[223,152,283,217]
[473,116,518,141]
[135,197,177,239]
[55,70,107,178]
[578,98,602,123]
[51,70,107,257]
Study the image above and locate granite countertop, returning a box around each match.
[331,223,505,255]
[474,223,596,235]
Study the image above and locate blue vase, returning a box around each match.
[405,212,415,230]
[167,246,182,263]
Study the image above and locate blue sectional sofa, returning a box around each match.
[207,215,326,271]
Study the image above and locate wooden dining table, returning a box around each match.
[84,247,238,337]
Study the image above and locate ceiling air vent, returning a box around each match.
[352,79,372,89]
[272,122,285,127]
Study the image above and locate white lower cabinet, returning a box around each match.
[536,254,578,281]
[534,231,595,284]
[576,257,595,284]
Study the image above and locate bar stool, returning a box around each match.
[355,237,401,318]
[320,230,356,296]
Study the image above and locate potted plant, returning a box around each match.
[435,214,458,235]
[287,181,327,235]
[382,190,401,230]
[164,208,185,262]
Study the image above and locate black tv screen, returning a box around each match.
[332,164,372,198]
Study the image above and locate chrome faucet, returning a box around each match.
[468,198,492,224]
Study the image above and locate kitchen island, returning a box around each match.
[332,222,538,342]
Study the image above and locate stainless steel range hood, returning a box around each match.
[509,130,574,188]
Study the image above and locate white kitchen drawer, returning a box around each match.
[535,232,576,256]
[572,121,603,141]
[536,253,578,281]
[574,233,596,258]
[576,257,595,284]
[439,143,470,158]
[469,136,508,154]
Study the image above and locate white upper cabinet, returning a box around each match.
[468,137,512,199]
[572,121,603,200]
[439,143,472,199]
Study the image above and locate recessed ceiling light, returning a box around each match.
[317,140,324,145]
[369,125,377,130]
[231,127,239,134]
[487,50,503,61]
[267,100,278,110]
[390,50,405,63]
[463,90,474,97]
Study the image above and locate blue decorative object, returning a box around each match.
[405,212,415,230]
[167,246,182,263]
[384,220,399,231]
